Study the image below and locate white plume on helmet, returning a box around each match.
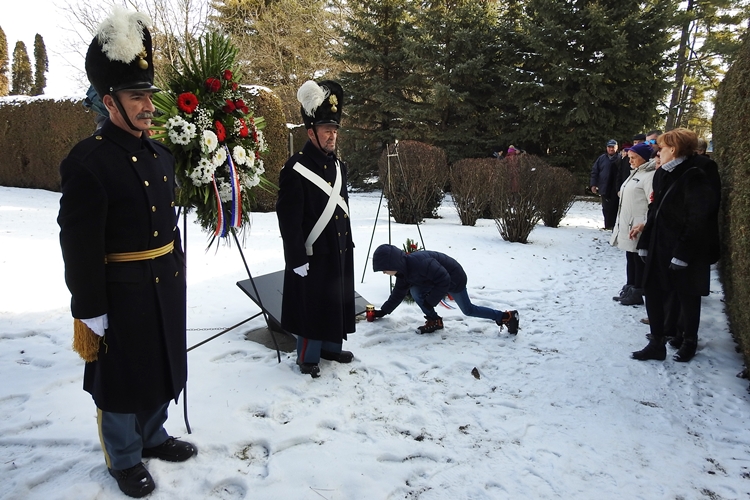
[297,80,329,117]
[96,6,152,64]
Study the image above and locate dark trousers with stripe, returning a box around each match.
[297,337,343,363]
[97,402,170,470]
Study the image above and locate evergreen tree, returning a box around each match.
[336,0,424,183]
[499,0,675,171]
[11,41,32,95]
[0,27,8,96]
[31,34,48,96]
[409,0,504,162]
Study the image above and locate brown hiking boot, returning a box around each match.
[417,316,444,334]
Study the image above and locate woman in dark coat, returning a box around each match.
[632,128,720,362]
[371,244,519,334]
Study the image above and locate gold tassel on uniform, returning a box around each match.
[73,319,101,362]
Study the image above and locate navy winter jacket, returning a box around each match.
[372,244,467,314]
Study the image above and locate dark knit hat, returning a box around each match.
[624,142,653,162]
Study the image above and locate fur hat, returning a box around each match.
[85,7,160,98]
[297,80,343,129]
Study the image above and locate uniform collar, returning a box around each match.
[100,118,147,152]
[302,139,336,166]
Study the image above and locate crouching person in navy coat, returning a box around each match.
[371,244,519,334]
[276,80,356,379]
[57,8,195,498]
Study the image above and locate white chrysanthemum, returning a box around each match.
[212,147,227,167]
[255,160,265,176]
[184,122,197,138]
[218,180,233,202]
[202,130,218,153]
[243,172,260,189]
[256,130,266,152]
[188,157,215,186]
[232,145,247,165]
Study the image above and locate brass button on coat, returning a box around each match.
[151,206,157,212]
[144,181,150,186]
[153,231,159,237]
[132,156,138,162]
[170,201,175,207]
[155,277,160,283]
[163,176,168,181]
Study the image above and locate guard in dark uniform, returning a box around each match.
[57,8,195,498]
[276,80,356,378]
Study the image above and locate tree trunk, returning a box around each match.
[666,0,695,131]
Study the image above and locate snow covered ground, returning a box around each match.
[1,186,749,499]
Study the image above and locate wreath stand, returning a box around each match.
[360,141,427,285]
[178,208,285,434]
[178,208,371,434]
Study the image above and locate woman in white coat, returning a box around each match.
[610,142,656,305]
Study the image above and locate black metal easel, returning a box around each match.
[361,141,427,285]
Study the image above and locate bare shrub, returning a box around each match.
[490,154,551,243]
[378,141,448,224]
[450,158,498,226]
[539,167,578,227]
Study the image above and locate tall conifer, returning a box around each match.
[499,0,675,169]
[0,27,8,96]
[11,41,32,95]
[409,0,504,161]
[336,0,420,181]
[31,34,48,96]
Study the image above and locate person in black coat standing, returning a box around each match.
[370,244,519,334]
[276,80,356,378]
[590,139,621,230]
[631,128,720,363]
[57,9,195,498]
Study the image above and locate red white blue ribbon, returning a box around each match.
[211,174,226,237]
[225,145,242,228]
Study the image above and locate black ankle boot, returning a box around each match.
[673,341,697,362]
[632,339,666,361]
[668,336,683,349]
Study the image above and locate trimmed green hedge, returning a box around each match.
[0,97,95,191]
[714,32,750,378]
[0,90,289,205]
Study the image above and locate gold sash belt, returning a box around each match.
[105,241,175,264]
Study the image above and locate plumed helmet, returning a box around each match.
[297,80,343,129]
[85,6,160,98]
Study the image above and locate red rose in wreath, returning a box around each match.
[205,77,221,93]
[176,92,199,114]
[222,99,236,113]
[223,70,233,81]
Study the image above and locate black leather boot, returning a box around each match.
[673,341,697,362]
[632,338,666,361]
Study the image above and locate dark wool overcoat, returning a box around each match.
[372,245,468,314]
[637,154,720,297]
[58,119,187,414]
[276,140,355,342]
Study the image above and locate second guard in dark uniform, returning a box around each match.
[276,80,356,378]
[57,8,195,498]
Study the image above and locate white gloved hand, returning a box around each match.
[81,314,109,337]
[293,263,309,277]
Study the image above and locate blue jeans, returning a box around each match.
[410,286,502,323]
[296,337,343,363]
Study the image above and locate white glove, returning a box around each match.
[81,314,108,337]
[293,263,309,277]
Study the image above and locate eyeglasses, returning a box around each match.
[646,139,657,145]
